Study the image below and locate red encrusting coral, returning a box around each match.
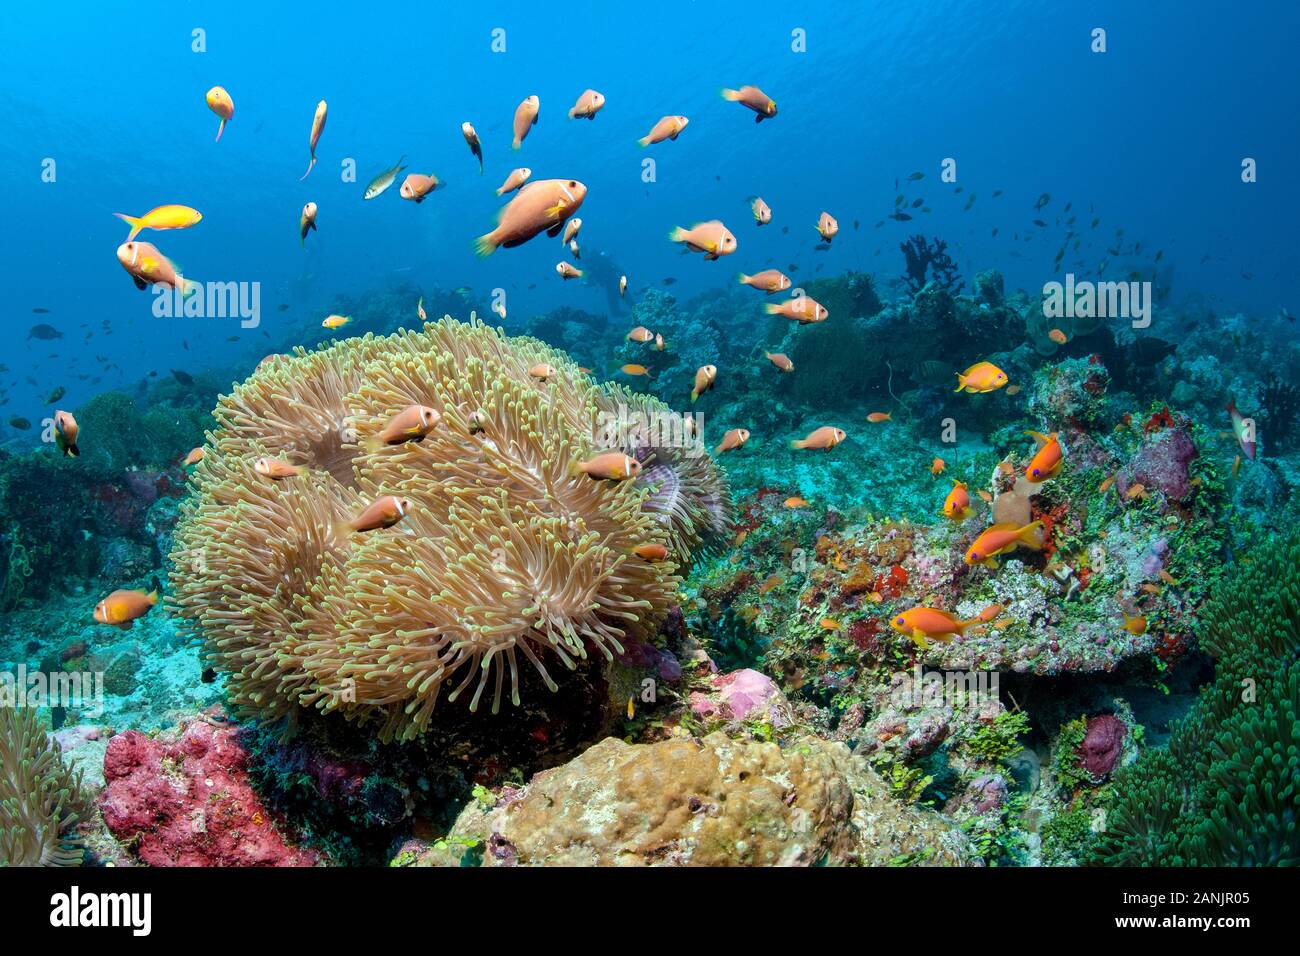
[1142,405,1175,435]
[99,717,319,867]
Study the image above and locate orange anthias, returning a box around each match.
[964,521,1045,567]
[942,479,972,520]
[889,607,981,648]
[1024,430,1063,482]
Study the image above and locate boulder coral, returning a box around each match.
[168,316,730,742]
[428,731,972,866]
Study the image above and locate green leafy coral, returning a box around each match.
[0,706,89,866]
[1092,529,1300,865]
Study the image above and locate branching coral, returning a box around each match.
[169,315,730,742]
[0,707,88,866]
[900,234,964,294]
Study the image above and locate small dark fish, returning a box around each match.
[201,667,217,684]
[27,323,62,340]
[853,220,860,230]
[1033,219,1048,227]
[908,172,924,181]
[910,198,923,208]
[1128,337,1177,366]
[991,227,999,237]
[8,417,32,430]
[964,194,975,211]
[1034,193,1051,210]
[32,307,50,314]
[278,304,290,312]
[992,189,1003,197]
[890,212,913,221]
[954,186,963,193]
[662,277,677,286]
[171,369,195,386]
[46,386,65,404]
[781,226,789,234]
[895,195,904,205]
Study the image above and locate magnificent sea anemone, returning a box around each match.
[169,315,730,742]
[0,706,88,866]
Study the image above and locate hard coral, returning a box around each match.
[169,316,730,742]
[900,234,964,294]
[99,718,319,867]
[437,732,972,866]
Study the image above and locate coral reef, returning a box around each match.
[417,731,972,866]
[168,315,729,741]
[900,234,964,294]
[0,705,89,866]
[1093,529,1300,866]
[1261,373,1300,451]
[99,715,320,866]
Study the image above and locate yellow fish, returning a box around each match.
[954,361,1008,394]
[113,204,203,242]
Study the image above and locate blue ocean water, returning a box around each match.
[1,0,1297,421]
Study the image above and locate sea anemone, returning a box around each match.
[0,707,88,866]
[600,386,732,560]
[169,315,730,742]
[1093,529,1300,865]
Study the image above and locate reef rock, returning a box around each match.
[99,717,320,866]
[1118,423,1197,502]
[435,732,972,866]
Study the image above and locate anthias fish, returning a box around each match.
[301,99,328,180]
[364,156,407,200]
[205,86,234,141]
